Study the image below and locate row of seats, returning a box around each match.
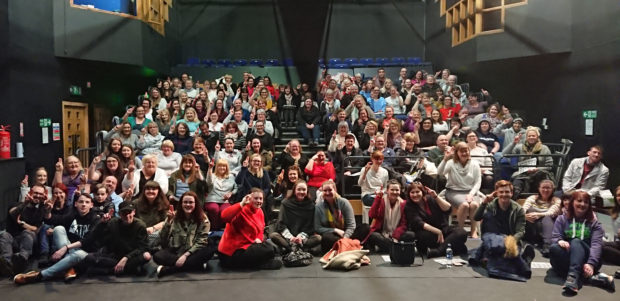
[184,57,427,68]
[185,58,295,67]
[320,57,424,68]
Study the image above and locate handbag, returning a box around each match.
[389,240,423,266]
[282,244,313,267]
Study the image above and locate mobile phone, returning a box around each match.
[169,205,174,212]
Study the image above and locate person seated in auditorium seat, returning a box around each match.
[465,131,494,193]
[493,117,526,152]
[52,155,87,206]
[340,83,359,109]
[475,119,500,155]
[472,103,502,131]
[270,180,321,255]
[167,155,207,208]
[278,85,301,127]
[328,121,358,154]
[197,121,219,156]
[469,180,534,282]
[373,67,388,91]
[218,121,246,151]
[297,97,322,147]
[88,154,125,195]
[13,193,102,284]
[448,116,468,146]
[522,179,561,257]
[422,75,442,96]
[214,137,243,177]
[247,119,274,154]
[427,134,450,167]
[464,90,491,117]
[417,118,439,149]
[403,109,422,133]
[242,137,273,179]
[19,168,52,203]
[345,94,375,125]
[319,88,341,124]
[359,151,389,207]
[314,180,369,254]
[367,87,387,119]
[363,180,413,253]
[305,151,336,200]
[223,108,249,137]
[412,70,426,86]
[278,139,310,181]
[138,122,165,156]
[156,140,182,177]
[383,119,404,151]
[274,166,302,202]
[176,107,201,136]
[549,191,614,294]
[0,185,48,277]
[105,122,141,155]
[405,182,467,258]
[379,106,398,132]
[325,109,351,142]
[438,142,484,238]
[123,154,169,197]
[204,159,237,230]
[430,109,449,134]
[449,85,467,107]
[439,95,461,121]
[561,145,609,200]
[218,189,282,270]
[154,191,215,277]
[167,122,194,155]
[366,134,396,168]
[123,105,153,135]
[436,68,450,87]
[91,183,115,220]
[502,126,554,199]
[379,79,393,98]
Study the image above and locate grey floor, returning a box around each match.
[1,237,617,301]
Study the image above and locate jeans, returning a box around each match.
[38,224,53,255]
[298,124,321,143]
[549,238,597,283]
[41,226,88,280]
[524,216,555,246]
[361,194,375,206]
[0,230,36,261]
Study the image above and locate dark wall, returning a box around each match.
[425,0,620,187]
[1,0,161,185]
[52,0,174,74]
[325,1,425,59]
[0,0,8,109]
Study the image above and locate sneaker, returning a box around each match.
[13,271,41,285]
[0,257,14,277]
[562,274,579,294]
[589,272,615,292]
[64,268,77,282]
[540,244,550,258]
[615,270,620,279]
[426,248,442,259]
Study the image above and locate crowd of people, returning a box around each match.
[0,68,618,295]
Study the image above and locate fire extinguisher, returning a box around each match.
[0,125,11,159]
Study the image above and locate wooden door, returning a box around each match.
[62,101,89,166]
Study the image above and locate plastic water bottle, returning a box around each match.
[445,243,453,268]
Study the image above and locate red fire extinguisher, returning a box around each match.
[0,125,11,159]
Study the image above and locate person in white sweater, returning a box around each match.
[122,154,169,197]
[438,141,484,238]
[358,150,389,206]
[156,140,182,177]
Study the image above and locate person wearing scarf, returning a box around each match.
[405,182,467,258]
[314,180,368,253]
[362,180,412,253]
[549,190,612,294]
[503,126,554,199]
[218,189,282,270]
[269,180,321,254]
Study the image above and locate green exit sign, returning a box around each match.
[582,110,597,119]
[69,85,82,96]
[39,118,51,127]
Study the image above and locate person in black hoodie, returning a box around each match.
[0,184,48,276]
[13,193,101,284]
[269,180,321,254]
[75,201,156,276]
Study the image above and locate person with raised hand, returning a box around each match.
[154,191,215,277]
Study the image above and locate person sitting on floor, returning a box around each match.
[469,180,535,282]
[218,189,282,270]
[362,180,413,253]
[75,201,158,277]
[269,180,322,255]
[13,193,101,284]
[154,191,215,277]
[314,180,369,254]
[404,182,467,258]
[522,179,561,257]
[549,190,614,294]
[0,185,49,277]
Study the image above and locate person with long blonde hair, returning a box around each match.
[205,159,237,230]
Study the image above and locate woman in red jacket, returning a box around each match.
[304,151,336,200]
[362,180,415,253]
[217,188,282,270]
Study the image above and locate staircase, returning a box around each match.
[274,122,326,166]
